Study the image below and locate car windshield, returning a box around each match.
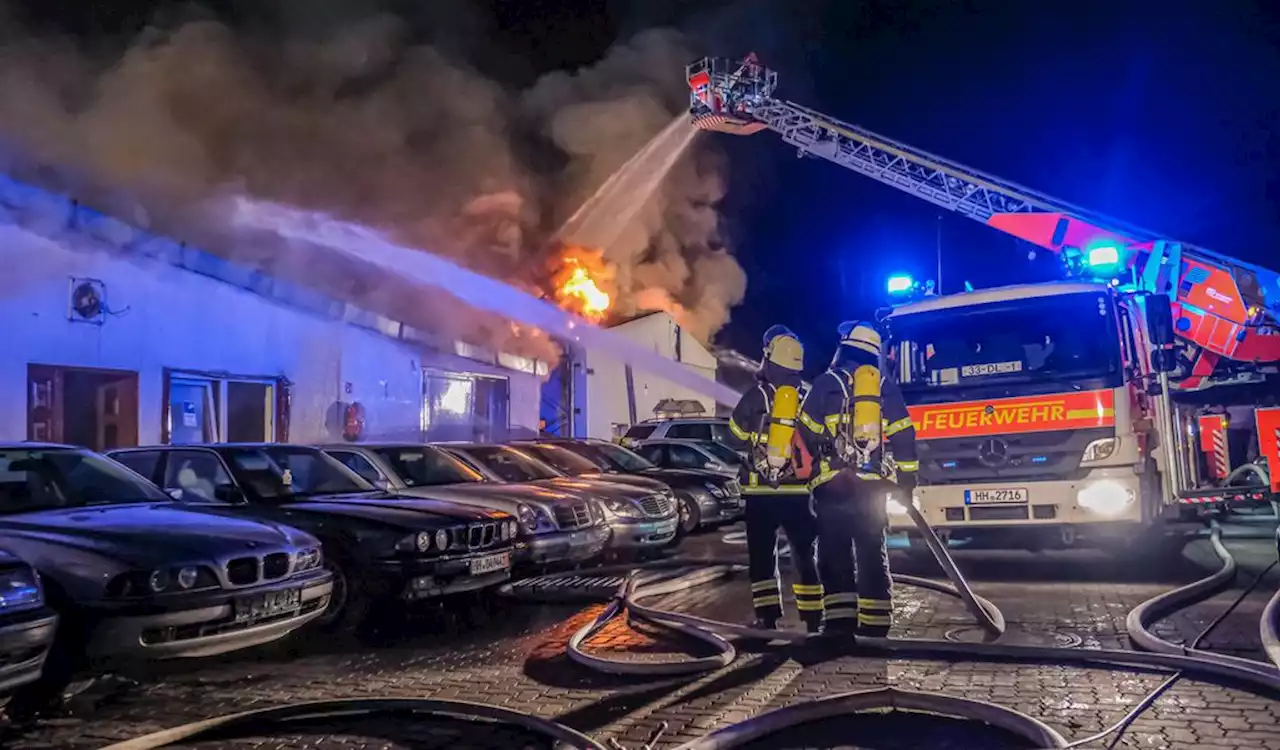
[463,446,562,482]
[893,292,1122,394]
[520,444,602,476]
[567,442,656,472]
[372,447,483,487]
[0,448,169,513]
[222,446,372,500]
[698,441,744,465]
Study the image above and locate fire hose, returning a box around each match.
[103,506,1280,749]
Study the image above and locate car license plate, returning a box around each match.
[236,587,301,623]
[655,518,678,536]
[964,488,1028,504]
[469,552,510,575]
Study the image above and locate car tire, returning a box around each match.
[317,550,374,632]
[676,494,702,537]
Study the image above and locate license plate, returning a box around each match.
[236,587,301,623]
[961,361,1023,377]
[469,552,510,575]
[655,518,678,536]
[964,488,1028,504]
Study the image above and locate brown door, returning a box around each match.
[27,365,64,443]
[96,375,139,450]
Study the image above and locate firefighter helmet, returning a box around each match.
[838,321,881,357]
[763,326,804,372]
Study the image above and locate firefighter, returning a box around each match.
[728,325,824,632]
[799,320,918,637]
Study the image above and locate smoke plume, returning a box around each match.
[0,8,746,360]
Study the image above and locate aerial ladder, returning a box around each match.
[686,56,1280,506]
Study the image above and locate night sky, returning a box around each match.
[10,0,1280,373]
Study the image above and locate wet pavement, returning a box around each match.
[2,516,1278,750]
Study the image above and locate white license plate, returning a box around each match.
[469,552,510,575]
[236,587,301,623]
[655,519,678,536]
[961,361,1023,377]
[964,488,1029,504]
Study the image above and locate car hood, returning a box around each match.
[0,503,311,567]
[539,477,655,500]
[0,547,24,567]
[290,493,509,525]
[578,473,672,493]
[393,482,582,511]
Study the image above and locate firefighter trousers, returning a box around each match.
[811,471,893,636]
[744,493,824,631]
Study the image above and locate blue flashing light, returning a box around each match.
[887,274,914,295]
[1030,455,1048,464]
[941,460,958,469]
[1086,244,1120,268]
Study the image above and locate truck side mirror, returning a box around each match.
[1144,294,1175,348]
[1149,349,1177,375]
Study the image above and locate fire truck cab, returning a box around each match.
[886,282,1173,549]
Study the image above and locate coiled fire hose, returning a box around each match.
[104,507,1280,749]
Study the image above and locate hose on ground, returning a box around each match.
[97,697,609,750]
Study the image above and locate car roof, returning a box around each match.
[640,417,727,424]
[639,438,713,447]
[1,442,84,451]
[109,443,322,452]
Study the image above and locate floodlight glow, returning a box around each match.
[1086,244,1120,268]
[887,274,914,295]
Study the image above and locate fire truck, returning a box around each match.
[687,56,1280,549]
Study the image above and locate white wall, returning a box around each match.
[581,313,718,439]
[0,223,540,445]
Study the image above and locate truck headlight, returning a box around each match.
[1077,480,1135,516]
[1081,437,1118,464]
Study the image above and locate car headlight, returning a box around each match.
[396,532,433,553]
[107,566,218,597]
[704,482,726,498]
[1081,437,1118,464]
[1077,480,1135,517]
[506,520,518,539]
[589,502,605,523]
[517,504,538,532]
[602,497,643,518]
[434,529,450,550]
[0,566,43,611]
[293,548,322,572]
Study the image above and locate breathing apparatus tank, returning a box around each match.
[836,321,885,471]
[759,327,805,484]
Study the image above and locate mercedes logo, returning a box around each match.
[977,437,1010,467]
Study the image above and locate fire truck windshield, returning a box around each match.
[892,291,1123,397]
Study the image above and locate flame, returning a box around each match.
[551,247,613,322]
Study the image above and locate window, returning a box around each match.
[0,448,168,514]
[623,424,657,441]
[563,442,655,472]
[221,446,371,501]
[111,451,161,482]
[328,451,385,484]
[162,450,234,503]
[519,445,601,476]
[422,370,511,443]
[463,446,561,482]
[669,444,711,469]
[666,423,713,440]
[700,441,744,466]
[635,444,665,466]
[370,447,483,487]
[165,371,279,445]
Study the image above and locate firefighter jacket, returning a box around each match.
[798,366,919,490]
[729,381,813,495]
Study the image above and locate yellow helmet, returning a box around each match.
[838,321,881,357]
[763,330,804,372]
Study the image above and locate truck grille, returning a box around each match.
[554,503,593,529]
[918,427,1111,485]
[639,495,673,518]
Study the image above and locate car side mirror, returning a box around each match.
[166,488,183,501]
[214,485,245,504]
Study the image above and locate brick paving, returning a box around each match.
[1,523,1277,750]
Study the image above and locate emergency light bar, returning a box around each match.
[887,274,915,295]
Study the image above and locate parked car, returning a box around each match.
[619,417,745,458]
[107,444,517,630]
[440,444,680,554]
[0,444,333,718]
[319,443,609,567]
[511,439,743,536]
[0,548,58,696]
[632,438,743,479]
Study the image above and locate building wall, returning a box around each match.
[0,223,540,445]
[580,313,718,440]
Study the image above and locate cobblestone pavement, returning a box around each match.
[2,519,1277,750]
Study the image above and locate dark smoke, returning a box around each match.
[0,7,746,360]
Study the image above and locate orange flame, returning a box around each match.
[551,247,613,322]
